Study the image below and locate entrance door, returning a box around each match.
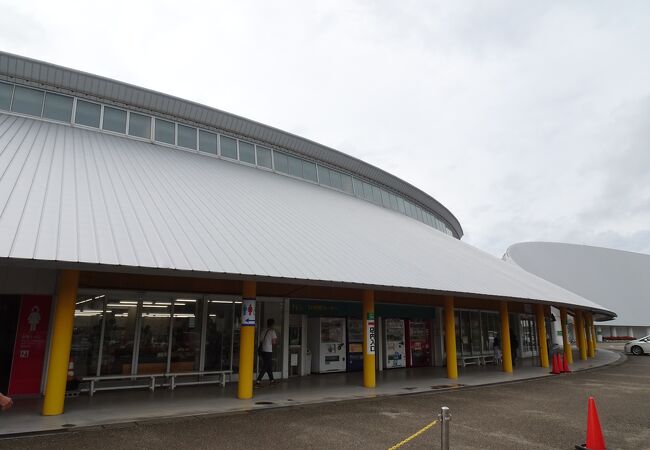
[288,314,302,377]
[0,296,20,393]
[407,320,431,367]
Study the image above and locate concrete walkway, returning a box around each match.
[0,349,621,437]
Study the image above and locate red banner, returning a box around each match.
[8,295,52,395]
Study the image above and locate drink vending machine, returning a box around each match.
[383,318,406,369]
[406,319,432,367]
[308,317,347,373]
[346,318,363,372]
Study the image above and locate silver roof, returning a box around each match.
[0,51,463,238]
[0,113,614,317]
[506,242,648,325]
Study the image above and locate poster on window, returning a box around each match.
[8,295,52,395]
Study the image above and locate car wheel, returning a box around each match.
[631,346,644,356]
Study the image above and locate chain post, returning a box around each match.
[439,406,451,450]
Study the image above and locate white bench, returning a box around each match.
[458,355,482,367]
[83,370,232,396]
[83,373,164,396]
[166,371,231,390]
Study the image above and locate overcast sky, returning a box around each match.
[2,1,648,256]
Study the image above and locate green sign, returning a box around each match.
[367,312,375,320]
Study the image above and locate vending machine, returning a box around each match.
[383,318,406,369]
[406,319,432,367]
[308,317,347,373]
[346,318,363,372]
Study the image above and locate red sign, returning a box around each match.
[8,295,52,395]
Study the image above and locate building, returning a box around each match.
[0,52,614,416]
[505,242,650,340]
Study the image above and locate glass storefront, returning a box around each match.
[454,310,500,358]
[71,292,245,382]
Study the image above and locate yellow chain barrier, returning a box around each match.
[388,419,438,450]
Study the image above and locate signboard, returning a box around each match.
[8,295,52,395]
[241,298,256,326]
[365,312,376,355]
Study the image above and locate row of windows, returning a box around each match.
[0,80,454,236]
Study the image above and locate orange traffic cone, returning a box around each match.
[551,352,561,374]
[563,352,571,373]
[575,397,607,450]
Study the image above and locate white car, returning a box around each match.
[624,336,650,356]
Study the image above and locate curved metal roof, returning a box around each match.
[505,242,649,325]
[0,51,463,238]
[0,113,614,317]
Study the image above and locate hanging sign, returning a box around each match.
[366,312,376,355]
[8,295,52,395]
[241,298,256,326]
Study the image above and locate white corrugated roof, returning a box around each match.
[0,113,614,316]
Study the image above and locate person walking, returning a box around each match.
[256,318,278,387]
[510,329,519,367]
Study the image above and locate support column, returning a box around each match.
[611,326,617,338]
[362,290,376,388]
[560,307,573,364]
[237,281,256,399]
[535,304,549,368]
[42,270,80,416]
[585,315,594,358]
[628,327,634,338]
[444,296,458,379]
[591,314,598,353]
[576,310,587,361]
[499,301,513,373]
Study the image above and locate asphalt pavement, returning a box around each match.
[1,350,648,450]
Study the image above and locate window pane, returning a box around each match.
[204,300,233,371]
[396,197,406,213]
[329,170,343,190]
[352,178,363,197]
[71,296,105,380]
[138,300,172,373]
[170,299,202,372]
[288,155,303,177]
[256,146,272,168]
[274,151,289,173]
[371,185,382,204]
[380,189,391,208]
[362,182,373,201]
[199,130,217,154]
[389,193,398,210]
[0,82,12,110]
[12,86,44,117]
[220,136,237,159]
[102,299,137,375]
[178,125,197,149]
[42,93,73,122]
[75,100,101,127]
[341,174,353,194]
[317,166,331,186]
[302,161,317,182]
[155,118,175,144]
[103,107,127,133]
[128,112,151,138]
[239,141,255,164]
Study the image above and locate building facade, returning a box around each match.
[505,242,650,340]
[0,52,614,416]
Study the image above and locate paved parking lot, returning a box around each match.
[1,351,648,449]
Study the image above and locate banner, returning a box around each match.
[366,312,376,355]
[8,295,52,395]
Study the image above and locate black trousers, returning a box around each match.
[257,351,274,381]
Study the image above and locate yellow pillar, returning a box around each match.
[585,313,594,358]
[444,296,458,379]
[535,304,549,368]
[560,307,573,364]
[587,313,596,357]
[362,290,376,388]
[42,270,80,416]
[576,310,587,361]
[237,281,256,399]
[499,301,513,373]
[591,314,598,354]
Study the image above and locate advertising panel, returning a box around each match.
[8,295,52,395]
